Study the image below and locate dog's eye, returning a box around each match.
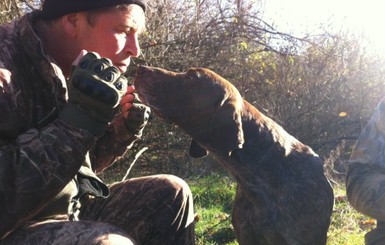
[186,70,201,80]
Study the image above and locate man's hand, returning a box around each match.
[120,86,151,136]
[120,85,136,118]
[59,51,128,136]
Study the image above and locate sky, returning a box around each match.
[262,0,385,55]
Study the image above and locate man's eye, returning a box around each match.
[124,28,132,35]
[117,29,131,37]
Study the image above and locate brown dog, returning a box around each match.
[134,66,334,245]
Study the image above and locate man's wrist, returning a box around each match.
[59,103,109,136]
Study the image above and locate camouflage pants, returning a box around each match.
[0,174,195,245]
[346,162,385,221]
[346,163,385,245]
[365,221,385,245]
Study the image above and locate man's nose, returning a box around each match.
[125,33,140,57]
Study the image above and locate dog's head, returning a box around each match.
[134,65,244,157]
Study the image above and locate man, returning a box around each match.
[0,0,195,244]
[346,98,385,245]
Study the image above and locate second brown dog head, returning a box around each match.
[134,65,244,157]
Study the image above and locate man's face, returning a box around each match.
[76,5,145,73]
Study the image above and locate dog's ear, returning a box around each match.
[189,139,208,158]
[210,100,244,156]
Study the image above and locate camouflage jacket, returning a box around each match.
[350,97,385,168]
[0,12,141,239]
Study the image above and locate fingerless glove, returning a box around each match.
[60,52,127,136]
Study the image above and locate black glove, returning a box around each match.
[59,52,127,136]
[124,94,151,136]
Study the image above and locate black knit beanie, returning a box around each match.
[40,0,146,19]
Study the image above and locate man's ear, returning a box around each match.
[61,13,82,37]
[210,100,244,156]
[189,139,208,158]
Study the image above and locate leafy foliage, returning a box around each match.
[0,0,39,23]
[126,0,385,178]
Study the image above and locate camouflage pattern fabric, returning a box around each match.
[0,11,195,244]
[0,175,195,245]
[346,98,385,244]
[365,221,385,245]
[80,175,195,244]
[0,219,137,245]
[347,98,385,219]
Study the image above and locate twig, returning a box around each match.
[122,147,148,181]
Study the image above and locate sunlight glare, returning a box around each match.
[263,0,385,56]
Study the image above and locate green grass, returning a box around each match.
[327,182,374,245]
[187,174,374,245]
[189,174,237,245]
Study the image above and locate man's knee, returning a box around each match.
[160,174,193,200]
[153,174,194,218]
